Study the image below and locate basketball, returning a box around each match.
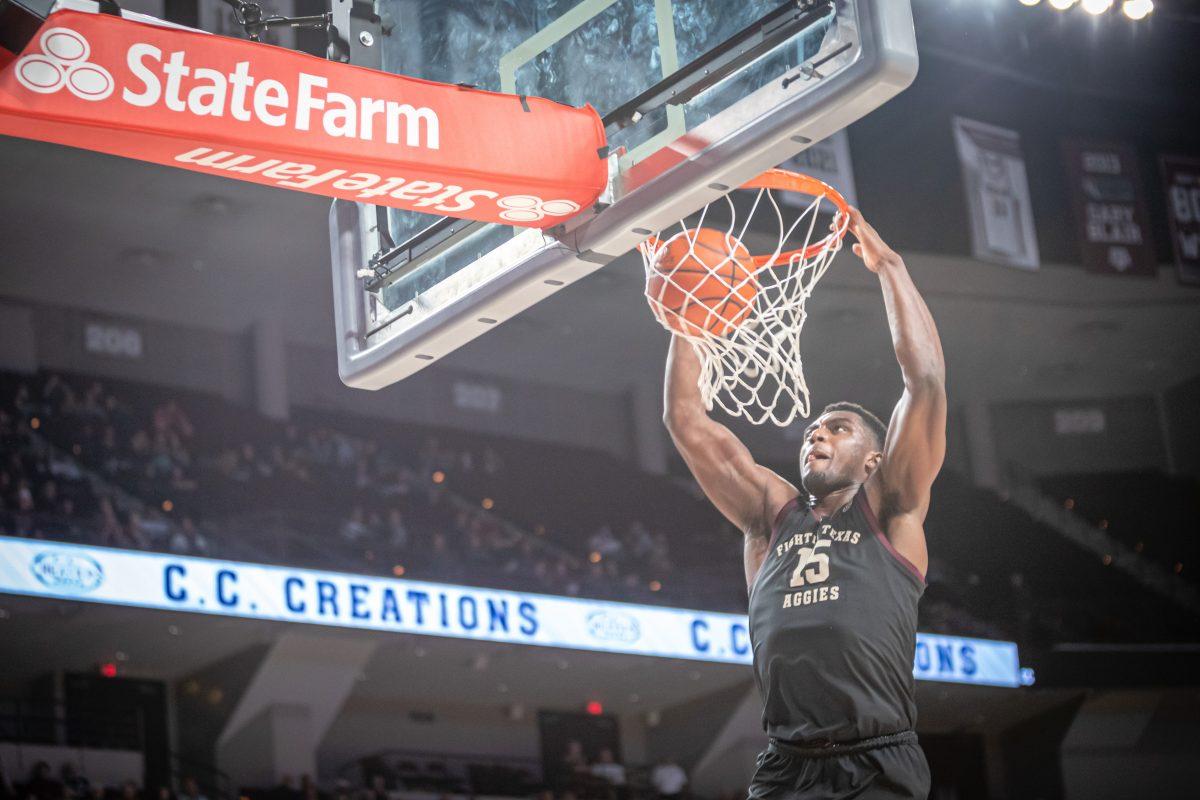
[646,227,759,337]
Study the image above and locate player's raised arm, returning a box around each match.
[662,336,797,540]
[847,209,946,546]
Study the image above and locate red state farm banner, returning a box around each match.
[0,1,607,228]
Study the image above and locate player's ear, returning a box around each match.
[864,449,883,477]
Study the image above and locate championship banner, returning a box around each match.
[953,117,1040,270]
[0,0,607,228]
[1161,155,1200,286]
[1063,139,1155,277]
[0,536,1028,687]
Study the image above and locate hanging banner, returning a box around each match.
[0,0,607,228]
[0,535,1028,687]
[1161,155,1200,286]
[953,117,1040,270]
[1063,140,1155,277]
[780,130,859,209]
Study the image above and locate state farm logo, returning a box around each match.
[16,28,114,101]
[12,29,441,151]
[498,195,580,223]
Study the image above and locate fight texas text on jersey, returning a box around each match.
[748,490,925,743]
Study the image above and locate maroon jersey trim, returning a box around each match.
[857,490,926,585]
[768,496,802,550]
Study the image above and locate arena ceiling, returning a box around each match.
[1,131,1197,418]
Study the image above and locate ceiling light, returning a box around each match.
[1081,0,1113,13]
[1049,0,1076,9]
[1018,0,1041,5]
[1121,0,1152,19]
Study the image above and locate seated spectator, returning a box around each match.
[177,778,206,800]
[134,510,171,545]
[170,465,198,494]
[269,776,300,800]
[125,511,151,549]
[59,765,89,800]
[340,506,371,544]
[650,759,687,800]
[94,496,122,546]
[588,525,622,560]
[625,520,655,559]
[556,740,588,791]
[590,748,626,790]
[25,763,62,800]
[168,517,208,555]
[386,509,409,550]
[153,400,193,442]
[48,452,82,480]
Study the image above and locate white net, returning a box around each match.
[639,170,849,426]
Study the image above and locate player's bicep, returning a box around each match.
[670,421,794,532]
[880,381,947,515]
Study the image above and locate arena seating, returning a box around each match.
[3,370,1197,648]
[1039,472,1197,586]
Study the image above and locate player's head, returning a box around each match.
[799,402,886,498]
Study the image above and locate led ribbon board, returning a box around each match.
[0,536,1024,687]
[0,0,607,227]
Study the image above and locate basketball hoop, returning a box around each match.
[639,168,851,426]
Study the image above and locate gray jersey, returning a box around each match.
[748,489,925,743]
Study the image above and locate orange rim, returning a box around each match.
[641,168,851,269]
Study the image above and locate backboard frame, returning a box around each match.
[330,0,918,390]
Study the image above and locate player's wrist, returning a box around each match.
[873,253,906,278]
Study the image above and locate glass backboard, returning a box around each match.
[329,0,917,389]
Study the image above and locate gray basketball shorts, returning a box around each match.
[747,730,930,800]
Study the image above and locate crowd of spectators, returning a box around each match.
[1039,470,1197,585]
[0,762,211,800]
[0,750,687,800]
[0,371,732,609]
[4,369,1196,644]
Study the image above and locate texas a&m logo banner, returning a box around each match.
[0,0,607,227]
[1161,155,1200,286]
[1063,139,1156,277]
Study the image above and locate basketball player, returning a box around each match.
[662,208,945,799]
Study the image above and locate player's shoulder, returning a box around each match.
[755,481,802,542]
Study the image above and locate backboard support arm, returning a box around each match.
[603,0,835,130]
